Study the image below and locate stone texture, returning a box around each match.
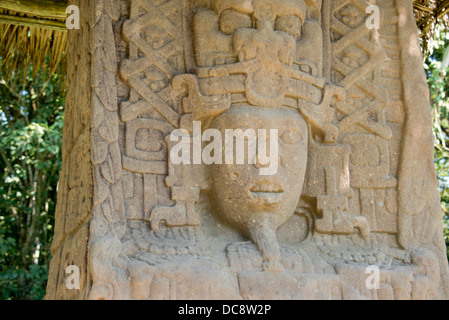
[45,0,93,300]
[46,0,449,300]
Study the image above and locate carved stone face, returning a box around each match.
[208,105,308,237]
[190,0,317,269]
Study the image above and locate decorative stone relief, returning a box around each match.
[46,0,449,300]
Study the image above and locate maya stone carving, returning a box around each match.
[169,0,346,272]
[45,0,449,300]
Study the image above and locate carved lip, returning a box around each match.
[249,180,284,202]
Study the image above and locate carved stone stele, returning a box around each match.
[46,0,449,300]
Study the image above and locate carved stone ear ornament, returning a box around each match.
[297,83,345,144]
[171,72,344,140]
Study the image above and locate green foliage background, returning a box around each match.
[426,26,449,262]
[0,62,64,300]
[0,27,449,301]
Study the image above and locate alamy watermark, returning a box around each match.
[366,5,380,30]
[170,121,279,176]
[65,265,80,290]
[366,265,380,290]
[66,5,80,30]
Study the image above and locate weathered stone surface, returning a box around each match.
[46,0,449,300]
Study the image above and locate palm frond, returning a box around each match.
[0,6,67,90]
[414,0,449,52]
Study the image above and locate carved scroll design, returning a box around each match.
[80,0,449,300]
[119,0,203,230]
[120,0,182,129]
[331,0,391,139]
[305,0,389,239]
[316,167,370,239]
[89,0,130,300]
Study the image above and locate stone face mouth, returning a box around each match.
[249,181,284,195]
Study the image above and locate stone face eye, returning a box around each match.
[281,129,303,145]
[220,9,252,35]
[275,15,302,40]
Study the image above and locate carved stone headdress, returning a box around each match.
[150,0,344,232]
[173,0,343,144]
[213,0,307,23]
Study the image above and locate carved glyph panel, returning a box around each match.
[82,0,449,300]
